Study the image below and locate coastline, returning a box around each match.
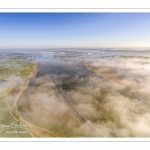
[12,60,67,137]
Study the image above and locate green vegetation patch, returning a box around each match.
[0,57,34,137]
[0,58,34,80]
[0,95,31,137]
[122,56,150,59]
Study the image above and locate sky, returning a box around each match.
[0,13,150,49]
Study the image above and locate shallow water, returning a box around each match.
[2,49,150,137]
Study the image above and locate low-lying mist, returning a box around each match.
[4,50,150,137]
[45,54,150,137]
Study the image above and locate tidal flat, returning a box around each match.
[1,49,150,137]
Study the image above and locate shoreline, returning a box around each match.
[12,60,66,137]
[26,60,41,80]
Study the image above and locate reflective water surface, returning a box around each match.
[1,49,150,137]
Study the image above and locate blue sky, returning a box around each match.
[0,13,150,49]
